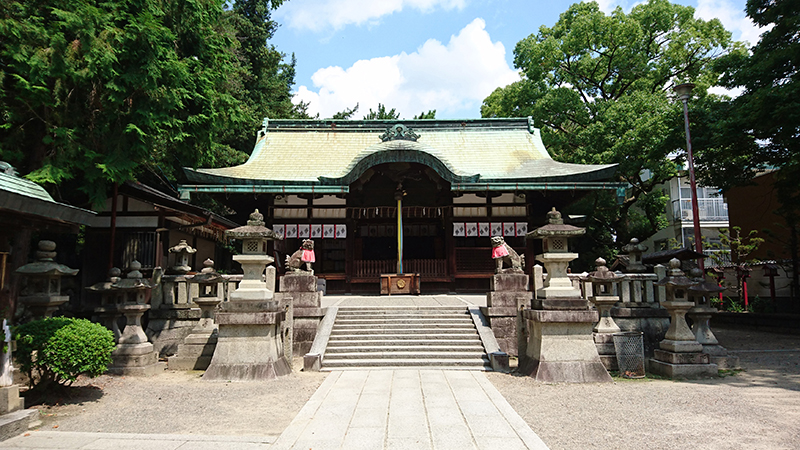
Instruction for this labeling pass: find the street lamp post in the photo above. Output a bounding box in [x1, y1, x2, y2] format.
[674, 82, 704, 271]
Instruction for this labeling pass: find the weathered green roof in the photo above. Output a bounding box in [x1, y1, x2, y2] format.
[182, 118, 618, 191]
[0, 164, 95, 225]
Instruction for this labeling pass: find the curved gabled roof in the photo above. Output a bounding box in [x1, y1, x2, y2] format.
[183, 118, 617, 188]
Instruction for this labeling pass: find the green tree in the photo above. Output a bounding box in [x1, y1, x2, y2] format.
[0, 0, 299, 206]
[701, 0, 800, 298]
[481, 0, 744, 254]
[413, 110, 436, 119]
[363, 103, 399, 120]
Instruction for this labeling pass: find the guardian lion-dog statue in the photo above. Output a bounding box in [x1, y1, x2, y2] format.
[491, 236, 524, 273]
[286, 239, 315, 275]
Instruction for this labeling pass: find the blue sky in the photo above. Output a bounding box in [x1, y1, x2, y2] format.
[270, 0, 761, 119]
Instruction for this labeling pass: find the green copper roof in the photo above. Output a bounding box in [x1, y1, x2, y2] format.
[0, 164, 95, 225]
[182, 118, 618, 189]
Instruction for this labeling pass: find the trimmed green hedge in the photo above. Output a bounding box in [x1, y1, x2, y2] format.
[15, 317, 115, 388]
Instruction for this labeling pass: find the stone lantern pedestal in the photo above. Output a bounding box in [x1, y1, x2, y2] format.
[169, 260, 223, 371]
[688, 269, 739, 369]
[582, 258, 622, 370]
[108, 261, 162, 376]
[650, 259, 717, 378]
[519, 208, 611, 383]
[86, 268, 124, 342]
[278, 272, 322, 355]
[15, 241, 78, 318]
[204, 210, 291, 381]
[482, 273, 530, 355]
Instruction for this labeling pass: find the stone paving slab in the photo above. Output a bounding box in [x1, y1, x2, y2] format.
[0, 431, 274, 449]
[271, 369, 549, 450]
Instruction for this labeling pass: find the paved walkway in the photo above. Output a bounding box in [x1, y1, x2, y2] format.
[272, 369, 548, 450]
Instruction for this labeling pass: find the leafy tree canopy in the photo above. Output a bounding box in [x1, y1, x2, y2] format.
[482, 0, 745, 255]
[0, 0, 300, 207]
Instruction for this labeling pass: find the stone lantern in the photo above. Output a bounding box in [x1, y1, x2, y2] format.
[650, 259, 717, 378]
[108, 261, 161, 376]
[582, 257, 623, 371]
[583, 258, 622, 334]
[527, 208, 586, 307]
[204, 209, 290, 381]
[15, 240, 78, 318]
[169, 259, 223, 371]
[519, 208, 611, 383]
[168, 240, 196, 275]
[687, 268, 739, 369]
[86, 267, 124, 342]
[621, 238, 648, 273]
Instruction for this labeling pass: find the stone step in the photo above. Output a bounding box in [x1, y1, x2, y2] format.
[324, 351, 486, 360]
[325, 344, 486, 353]
[334, 317, 474, 325]
[327, 338, 482, 346]
[322, 365, 490, 371]
[336, 311, 470, 317]
[337, 306, 468, 313]
[330, 327, 477, 335]
[332, 322, 475, 329]
[321, 358, 491, 369]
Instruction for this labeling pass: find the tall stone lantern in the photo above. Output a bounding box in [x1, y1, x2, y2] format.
[650, 259, 717, 378]
[168, 259, 223, 371]
[108, 261, 161, 376]
[15, 240, 78, 318]
[687, 268, 739, 369]
[520, 208, 611, 383]
[527, 208, 586, 307]
[204, 209, 290, 381]
[621, 238, 648, 273]
[582, 257, 623, 371]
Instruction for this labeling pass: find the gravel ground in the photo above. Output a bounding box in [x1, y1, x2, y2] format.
[487, 327, 800, 450]
[28, 357, 326, 438]
[21, 328, 800, 449]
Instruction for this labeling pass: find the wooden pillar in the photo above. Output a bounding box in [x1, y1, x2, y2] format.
[345, 216, 354, 294]
[444, 207, 457, 292]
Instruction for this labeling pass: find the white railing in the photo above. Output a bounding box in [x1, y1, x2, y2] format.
[672, 198, 729, 222]
[532, 264, 665, 305]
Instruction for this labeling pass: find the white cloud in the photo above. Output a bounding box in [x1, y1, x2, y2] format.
[695, 0, 763, 46]
[294, 18, 520, 119]
[276, 0, 467, 32]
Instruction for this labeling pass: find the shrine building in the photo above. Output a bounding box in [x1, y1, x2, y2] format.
[178, 118, 622, 293]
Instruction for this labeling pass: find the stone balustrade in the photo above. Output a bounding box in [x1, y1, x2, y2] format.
[533, 264, 663, 306]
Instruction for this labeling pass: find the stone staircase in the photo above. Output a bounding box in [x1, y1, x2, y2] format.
[321, 306, 491, 370]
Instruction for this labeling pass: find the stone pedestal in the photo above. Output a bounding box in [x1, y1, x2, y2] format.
[481, 273, 531, 356]
[519, 309, 612, 383]
[203, 304, 290, 380]
[649, 300, 718, 378]
[108, 304, 161, 376]
[168, 298, 221, 371]
[688, 306, 740, 369]
[279, 273, 324, 355]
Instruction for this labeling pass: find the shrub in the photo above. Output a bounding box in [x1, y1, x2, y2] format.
[15, 317, 115, 389]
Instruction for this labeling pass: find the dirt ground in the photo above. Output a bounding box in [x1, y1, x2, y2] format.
[27, 357, 327, 438]
[21, 328, 800, 449]
[488, 327, 800, 450]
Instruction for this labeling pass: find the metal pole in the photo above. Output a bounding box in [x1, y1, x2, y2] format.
[675, 83, 704, 272]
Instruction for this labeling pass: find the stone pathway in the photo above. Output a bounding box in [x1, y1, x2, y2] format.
[272, 369, 548, 450]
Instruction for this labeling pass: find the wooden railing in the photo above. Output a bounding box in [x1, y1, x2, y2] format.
[354, 259, 447, 277]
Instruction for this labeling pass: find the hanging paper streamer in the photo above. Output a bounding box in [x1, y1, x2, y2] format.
[453, 223, 465, 237]
[273, 224, 285, 239]
[479, 222, 490, 237]
[298, 224, 310, 238]
[491, 222, 503, 236]
[310, 224, 322, 238]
